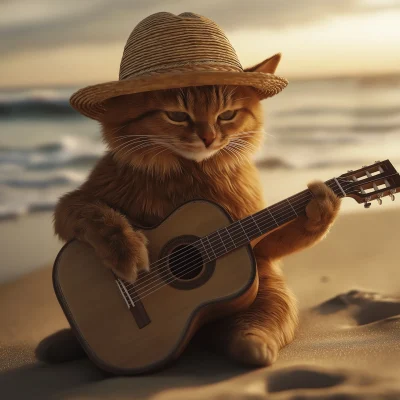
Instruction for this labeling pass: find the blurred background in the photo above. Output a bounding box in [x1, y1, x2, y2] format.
[1, 0, 400, 281]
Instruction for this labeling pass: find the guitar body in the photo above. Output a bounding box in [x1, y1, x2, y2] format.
[53, 199, 258, 375]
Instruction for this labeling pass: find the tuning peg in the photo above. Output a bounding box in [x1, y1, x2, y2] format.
[377, 197, 382, 205]
[364, 202, 372, 208]
[347, 169, 353, 173]
[375, 160, 381, 163]
[390, 189, 396, 201]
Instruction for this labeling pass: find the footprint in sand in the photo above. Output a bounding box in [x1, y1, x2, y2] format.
[267, 365, 400, 399]
[267, 366, 346, 393]
[314, 289, 400, 325]
[264, 291, 400, 399]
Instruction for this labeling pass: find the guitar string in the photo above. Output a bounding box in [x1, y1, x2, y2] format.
[140, 171, 400, 296]
[123, 178, 356, 296]
[120, 188, 311, 288]
[129, 197, 312, 302]
[126, 172, 394, 302]
[122, 180, 336, 293]
[122, 179, 350, 298]
[130, 182, 349, 303]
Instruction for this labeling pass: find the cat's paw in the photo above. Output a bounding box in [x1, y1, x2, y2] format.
[228, 330, 278, 367]
[305, 181, 341, 233]
[85, 221, 149, 282]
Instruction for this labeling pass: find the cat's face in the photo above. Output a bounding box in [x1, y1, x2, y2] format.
[101, 85, 264, 171]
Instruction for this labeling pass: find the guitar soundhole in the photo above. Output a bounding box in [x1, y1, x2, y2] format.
[169, 245, 203, 280]
[159, 235, 215, 290]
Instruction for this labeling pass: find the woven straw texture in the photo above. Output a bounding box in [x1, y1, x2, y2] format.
[70, 12, 289, 120]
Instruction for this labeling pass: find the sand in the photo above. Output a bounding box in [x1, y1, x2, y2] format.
[1, 169, 400, 399]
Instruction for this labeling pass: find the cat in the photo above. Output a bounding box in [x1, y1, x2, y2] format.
[36, 54, 340, 367]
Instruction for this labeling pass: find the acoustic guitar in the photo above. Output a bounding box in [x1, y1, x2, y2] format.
[53, 160, 399, 375]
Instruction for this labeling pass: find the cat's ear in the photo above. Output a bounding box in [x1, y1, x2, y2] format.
[244, 53, 282, 74]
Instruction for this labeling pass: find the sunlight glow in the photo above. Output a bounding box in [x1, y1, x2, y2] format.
[1, 8, 399, 87]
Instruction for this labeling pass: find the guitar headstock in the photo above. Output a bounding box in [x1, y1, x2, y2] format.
[336, 160, 400, 208]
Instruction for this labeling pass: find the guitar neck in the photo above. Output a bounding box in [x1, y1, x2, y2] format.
[197, 178, 345, 262]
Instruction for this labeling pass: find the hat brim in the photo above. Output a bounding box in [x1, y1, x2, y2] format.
[70, 71, 288, 120]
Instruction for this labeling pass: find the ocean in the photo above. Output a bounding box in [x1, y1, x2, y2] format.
[1, 76, 400, 220]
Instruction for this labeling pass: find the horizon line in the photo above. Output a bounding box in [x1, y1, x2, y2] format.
[0, 71, 399, 91]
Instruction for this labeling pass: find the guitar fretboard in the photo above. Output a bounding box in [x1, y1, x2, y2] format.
[195, 178, 343, 262]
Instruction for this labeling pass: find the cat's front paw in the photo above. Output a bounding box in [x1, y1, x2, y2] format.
[85, 222, 150, 283]
[305, 181, 341, 233]
[228, 330, 278, 367]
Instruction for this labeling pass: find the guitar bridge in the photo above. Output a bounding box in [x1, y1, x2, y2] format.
[115, 278, 151, 329]
[115, 278, 135, 308]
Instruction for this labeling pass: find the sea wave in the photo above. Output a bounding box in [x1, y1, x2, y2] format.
[0, 170, 87, 189]
[0, 135, 105, 170]
[1, 80, 400, 220]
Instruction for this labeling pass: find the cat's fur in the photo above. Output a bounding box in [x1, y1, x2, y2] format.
[36, 54, 340, 367]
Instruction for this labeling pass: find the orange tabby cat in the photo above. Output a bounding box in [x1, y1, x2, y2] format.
[37, 55, 340, 367]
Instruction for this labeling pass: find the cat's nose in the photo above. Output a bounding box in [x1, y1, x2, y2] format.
[197, 132, 216, 148]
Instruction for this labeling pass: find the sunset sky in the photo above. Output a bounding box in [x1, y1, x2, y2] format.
[1, 0, 400, 88]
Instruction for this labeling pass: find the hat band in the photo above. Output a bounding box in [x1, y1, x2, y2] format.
[120, 60, 243, 80]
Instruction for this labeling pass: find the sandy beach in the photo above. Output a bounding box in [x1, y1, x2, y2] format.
[1, 168, 400, 399]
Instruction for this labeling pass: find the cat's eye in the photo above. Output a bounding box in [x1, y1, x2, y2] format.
[218, 110, 237, 121]
[165, 111, 189, 123]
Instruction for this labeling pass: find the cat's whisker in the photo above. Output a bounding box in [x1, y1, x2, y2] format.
[226, 86, 238, 99]
[231, 136, 259, 145]
[140, 144, 167, 160]
[149, 147, 169, 164]
[105, 124, 129, 135]
[224, 146, 243, 165]
[112, 136, 149, 145]
[112, 138, 149, 153]
[227, 143, 252, 158]
[115, 145, 146, 160]
[150, 138, 184, 148]
[231, 130, 276, 138]
[229, 144, 256, 155]
[116, 140, 154, 159]
[231, 138, 260, 151]
[112, 134, 172, 143]
[230, 130, 268, 138]
[230, 136, 261, 148]
[225, 141, 247, 161]
[120, 143, 156, 160]
[227, 140, 252, 152]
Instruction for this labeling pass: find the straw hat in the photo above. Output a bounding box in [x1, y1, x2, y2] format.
[70, 12, 288, 120]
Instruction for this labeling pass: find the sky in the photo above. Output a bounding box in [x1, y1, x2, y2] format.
[1, 0, 400, 88]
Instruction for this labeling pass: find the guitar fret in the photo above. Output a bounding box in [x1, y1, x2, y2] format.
[199, 177, 348, 262]
[267, 208, 279, 227]
[238, 220, 250, 241]
[216, 227, 235, 252]
[228, 221, 248, 247]
[206, 236, 217, 259]
[286, 199, 298, 216]
[217, 230, 228, 252]
[251, 215, 263, 235]
[208, 232, 221, 258]
[198, 239, 211, 262]
[225, 227, 236, 248]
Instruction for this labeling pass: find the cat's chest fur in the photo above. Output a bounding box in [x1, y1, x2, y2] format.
[88, 154, 265, 228]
